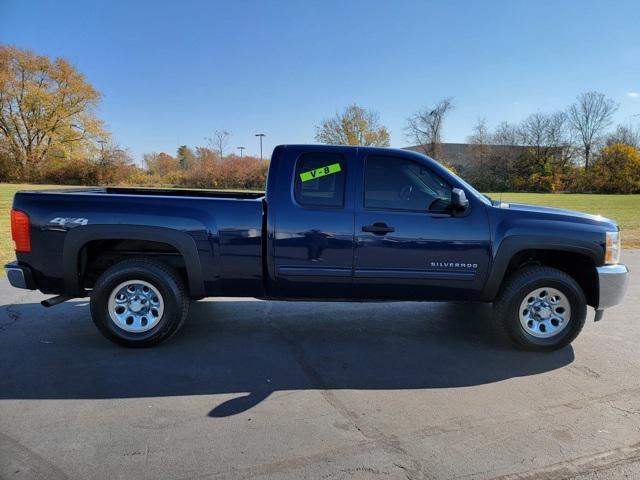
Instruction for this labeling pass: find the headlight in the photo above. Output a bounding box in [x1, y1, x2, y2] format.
[605, 231, 621, 264]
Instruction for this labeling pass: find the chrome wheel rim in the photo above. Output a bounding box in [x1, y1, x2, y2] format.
[107, 280, 164, 333]
[519, 287, 571, 338]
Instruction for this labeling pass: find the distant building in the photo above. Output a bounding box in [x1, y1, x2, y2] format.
[403, 143, 532, 175]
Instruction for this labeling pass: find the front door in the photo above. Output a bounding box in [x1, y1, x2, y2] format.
[353, 153, 491, 300]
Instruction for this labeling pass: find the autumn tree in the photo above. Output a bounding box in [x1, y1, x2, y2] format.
[405, 97, 454, 159]
[97, 145, 138, 184]
[176, 145, 195, 170]
[315, 104, 390, 146]
[0, 45, 107, 180]
[567, 91, 618, 169]
[0, 136, 14, 180]
[144, 152, 179, 177]
[185, 147, 218, 188]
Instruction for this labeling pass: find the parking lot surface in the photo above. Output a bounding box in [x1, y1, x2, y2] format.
[1, 251, 639, 479]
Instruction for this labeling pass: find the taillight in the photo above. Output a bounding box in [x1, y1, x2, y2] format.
[11, 209, 31, 253]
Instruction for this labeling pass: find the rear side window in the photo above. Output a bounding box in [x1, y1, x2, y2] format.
[294, 153, 346, 207]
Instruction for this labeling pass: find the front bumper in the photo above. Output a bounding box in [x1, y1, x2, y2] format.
[5, 262, 36, 290]
[596, 264, 629, 310]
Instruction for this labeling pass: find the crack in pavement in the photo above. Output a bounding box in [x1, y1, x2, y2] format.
[0, 290, 33, 332]
[607, 402, 640, 417]
[1, 304, 24, 332]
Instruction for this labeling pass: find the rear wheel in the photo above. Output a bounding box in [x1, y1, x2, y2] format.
[90, 258, 189, 347]
[494, 266, 586, 351]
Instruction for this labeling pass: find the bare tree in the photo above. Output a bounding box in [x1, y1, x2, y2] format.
[405, 97, 455, 159]
[206, 130, 232, 161]
[314, 104, 390, 146]
[566, 92, 618, 168]
[490, 121, 521, 188]
[518, 112, 570, 164]
[605, 123, 640, 149]
[547, 112, 576, 168]
[492, 121, 520, 146]
[517, 112, 573, 169]
[468, 117, 491, 179]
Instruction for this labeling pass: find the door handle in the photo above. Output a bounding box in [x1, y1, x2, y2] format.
[362, 222, 395, 234]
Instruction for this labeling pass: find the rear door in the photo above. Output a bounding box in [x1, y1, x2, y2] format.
[271, 147, 356, 298]
[353, 152, 491, 300]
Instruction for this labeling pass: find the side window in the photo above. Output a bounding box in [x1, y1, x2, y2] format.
[294, 153, 346, 207]
[364, 155, 451, 213]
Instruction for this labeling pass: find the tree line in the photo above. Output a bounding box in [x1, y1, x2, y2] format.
[455, 94, 639, 193]
[315, 98, 640, 193]
[1, 46, 639, 193]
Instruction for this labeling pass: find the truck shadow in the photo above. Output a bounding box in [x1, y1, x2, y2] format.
[0, 299, 574, 417]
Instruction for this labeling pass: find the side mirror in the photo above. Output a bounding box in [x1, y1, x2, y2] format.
[451, 188, 469, 212]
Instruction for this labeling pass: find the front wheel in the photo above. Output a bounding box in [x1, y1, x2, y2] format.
[494, 266, 587, 351]
[90, 258, 189, 347]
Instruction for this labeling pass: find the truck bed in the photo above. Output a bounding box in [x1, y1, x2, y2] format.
[12, 187, 266, 298]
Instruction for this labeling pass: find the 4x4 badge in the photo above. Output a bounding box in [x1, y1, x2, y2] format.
[49, 217, 89, 226]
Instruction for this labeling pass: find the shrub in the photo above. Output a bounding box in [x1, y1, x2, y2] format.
[588, 143, 640, 193]
[40, 157, 98, 185]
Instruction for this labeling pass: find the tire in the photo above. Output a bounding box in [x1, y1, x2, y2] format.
[494, 266, 586, 351]
[90, 258, 189, 347]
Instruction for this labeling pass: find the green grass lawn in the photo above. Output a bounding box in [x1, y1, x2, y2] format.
[2, 184, 638, 273]
[1, 183, 77, 269]
[486, 192, 640, 247]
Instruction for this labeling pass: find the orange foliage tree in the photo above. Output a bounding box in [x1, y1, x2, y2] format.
[0, 46, 107, 181]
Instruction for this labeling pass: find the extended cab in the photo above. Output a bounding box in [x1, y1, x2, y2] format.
[6, 145, 629, 350]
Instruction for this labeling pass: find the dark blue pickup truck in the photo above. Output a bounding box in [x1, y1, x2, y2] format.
[6, 145, 629, 350]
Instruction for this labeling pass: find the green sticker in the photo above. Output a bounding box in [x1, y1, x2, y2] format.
[299, 163, 342, 182]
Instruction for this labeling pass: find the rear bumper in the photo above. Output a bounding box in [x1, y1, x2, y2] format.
[596, 264, 629, 310]
[5, 262, 36, 290]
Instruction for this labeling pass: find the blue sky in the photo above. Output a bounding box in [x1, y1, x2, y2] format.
[1, 0, 639, 163]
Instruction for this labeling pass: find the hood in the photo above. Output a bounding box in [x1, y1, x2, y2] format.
[495, 201, 618, 230]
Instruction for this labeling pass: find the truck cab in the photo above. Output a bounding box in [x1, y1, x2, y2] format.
[6, 144, 629, 350]
[265, 145, 491, 301]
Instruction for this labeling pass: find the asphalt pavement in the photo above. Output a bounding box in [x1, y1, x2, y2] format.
[1, 251, 639, 479]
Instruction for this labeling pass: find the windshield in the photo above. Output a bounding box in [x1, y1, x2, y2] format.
[447, 170, 492, 206]
[405, 162, 451, 199]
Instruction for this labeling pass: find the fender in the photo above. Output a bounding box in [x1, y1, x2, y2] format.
[62, 225, 206, 297]
[481, 235, 602, 301]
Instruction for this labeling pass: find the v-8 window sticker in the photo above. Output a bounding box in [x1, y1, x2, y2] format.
[299, 163, 342, 182]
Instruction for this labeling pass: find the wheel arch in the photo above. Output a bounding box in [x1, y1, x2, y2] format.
[63, 225, 206, 298]
[483, 236, 601, 307]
